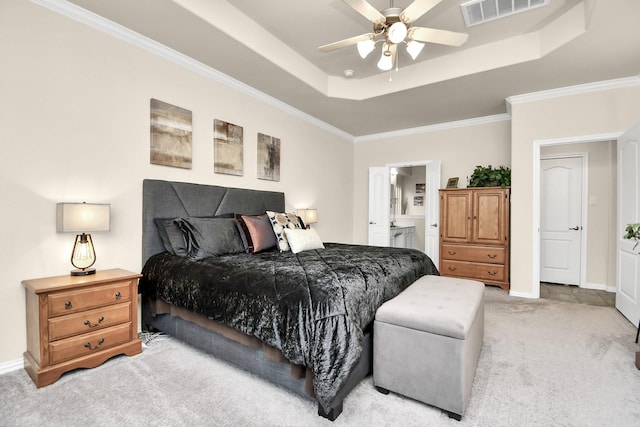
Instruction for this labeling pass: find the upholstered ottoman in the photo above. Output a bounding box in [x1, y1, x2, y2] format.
[373, 275, 485, 421]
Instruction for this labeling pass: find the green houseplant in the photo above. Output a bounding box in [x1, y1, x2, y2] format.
[468, 165, 511, 188]
[624, 223, 640, 251]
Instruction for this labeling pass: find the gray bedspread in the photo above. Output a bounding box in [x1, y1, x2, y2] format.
[140, 242, 438, 412]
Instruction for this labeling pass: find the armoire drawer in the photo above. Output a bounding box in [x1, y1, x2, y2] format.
[441, 260, 506, 283]
[441, 244, 506, 264]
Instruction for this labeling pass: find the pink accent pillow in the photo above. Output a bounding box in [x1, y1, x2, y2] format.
[235, 214, 277, 253]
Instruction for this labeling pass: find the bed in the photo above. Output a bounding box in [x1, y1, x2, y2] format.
[139, 179, 439, 420]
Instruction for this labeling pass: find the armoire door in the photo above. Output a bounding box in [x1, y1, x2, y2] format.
[440, 190, 472, 243]
[472, 189, 508, 245]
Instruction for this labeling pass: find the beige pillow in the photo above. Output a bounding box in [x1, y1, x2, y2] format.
[283, 228, 325, 254]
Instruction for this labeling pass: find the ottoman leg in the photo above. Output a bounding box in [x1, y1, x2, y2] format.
[447, 411, 462, 421]
[375, 386, 390, 395]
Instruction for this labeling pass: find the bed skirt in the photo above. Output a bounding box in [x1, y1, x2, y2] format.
[142, 298, 373, 419]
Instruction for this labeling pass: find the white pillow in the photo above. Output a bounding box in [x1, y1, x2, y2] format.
[283, 228, 325, 254]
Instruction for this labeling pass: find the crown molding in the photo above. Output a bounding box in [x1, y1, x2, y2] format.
[354, 114, 511, 143]
[31, 0, 354, 142]
[506, 76, 640, 112]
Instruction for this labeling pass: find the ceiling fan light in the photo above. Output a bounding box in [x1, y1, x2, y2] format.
[377, 50, 393, 71]
[357, 39, 375, 59]
[406, 40, 425, 60]
[388, 22, 407, 44]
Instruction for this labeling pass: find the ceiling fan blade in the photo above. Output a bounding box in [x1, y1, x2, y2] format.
[342, 0, 386, 25]
[318, 33, 374, 52]
[408, 27, 469, 47]
[400, 0, 442, 24]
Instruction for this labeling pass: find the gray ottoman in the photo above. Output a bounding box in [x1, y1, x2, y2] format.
[373, 275, 484, 421]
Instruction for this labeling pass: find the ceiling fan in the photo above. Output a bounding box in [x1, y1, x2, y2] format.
[319, 0, 469, 72]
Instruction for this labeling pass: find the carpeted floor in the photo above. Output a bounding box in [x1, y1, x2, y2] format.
[2, 287, 640, 426]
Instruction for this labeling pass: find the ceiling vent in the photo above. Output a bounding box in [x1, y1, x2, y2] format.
[461, 0, 550, 27]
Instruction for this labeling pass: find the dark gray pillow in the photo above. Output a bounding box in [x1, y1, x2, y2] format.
[174, 217, 245, 260]
[154, 218, 188, 256]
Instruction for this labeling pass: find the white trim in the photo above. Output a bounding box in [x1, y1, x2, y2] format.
[0, 358, 23, 375]
[582, 282, 614, 292]
[355, 114, 511, 143]
[533, 132, 623, 300]
[509, 290, 537, 299]
[31, 0, 354, 142]
[507, 76, 640, 108]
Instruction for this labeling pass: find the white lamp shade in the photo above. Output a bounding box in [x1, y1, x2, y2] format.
[377, 51, 393, 71]
[357, 39, 375, 59]
[406, 40, 425, 60]
[388, 22, 407, 44]
[57, 203, 110, 233]
[296, 208, 318, 226]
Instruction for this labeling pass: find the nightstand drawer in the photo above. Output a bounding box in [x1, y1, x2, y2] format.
[441, 260, 506, 283]
[441, 244, 505, 264]
[49, 322, 132, 365]
[48, 281, 131, 316]
[48, 302, 132, 341]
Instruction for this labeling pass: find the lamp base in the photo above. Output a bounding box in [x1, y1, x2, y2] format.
[70, 268, 96, 276]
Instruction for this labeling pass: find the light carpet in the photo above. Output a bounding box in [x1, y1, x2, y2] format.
[2, 287, 640, 426]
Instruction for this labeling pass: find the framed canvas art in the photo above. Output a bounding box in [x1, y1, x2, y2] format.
[214, 119, 243, 176]
[257, 133, 280, 181]
[150, 98, 192, 169]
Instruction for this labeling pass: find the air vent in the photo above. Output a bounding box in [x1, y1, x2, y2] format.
[461, 0, 549, 27]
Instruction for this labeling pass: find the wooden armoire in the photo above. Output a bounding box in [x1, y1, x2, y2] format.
[439, 187, 510, 290]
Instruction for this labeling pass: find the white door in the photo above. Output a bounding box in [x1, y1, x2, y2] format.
[616, 123, 640, 325]
[368, 167, 390, 247]
[425, 161, 441, 265]
[540, 157, 583, 285]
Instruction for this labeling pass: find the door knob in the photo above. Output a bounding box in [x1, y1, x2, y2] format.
[369, 221, 375, 224]
[569, 226, 580, 230]
[431, 223, 438, 227]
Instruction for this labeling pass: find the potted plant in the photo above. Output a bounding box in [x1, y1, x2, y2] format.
[468, 165, 511, 188]
[624, 223, 640, 251]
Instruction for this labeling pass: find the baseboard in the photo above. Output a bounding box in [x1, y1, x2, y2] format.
[581, 282, 615, 292]
[0, 358, 23, 375]
[509, 290, 537, 299]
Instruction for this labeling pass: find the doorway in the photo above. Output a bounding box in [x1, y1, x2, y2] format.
[533, 135, 619, 300]
[368, 160, 441, 264]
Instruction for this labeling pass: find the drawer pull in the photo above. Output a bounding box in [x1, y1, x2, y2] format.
[487, 254, 497, 259]
[83, 316, 105, 328]
[448, 266, 457, 271]
[488, 271, 498, 276]
[448, 251, 457, 255]
[115, 291, 121, 300]
[84, 338, 105, 351]
[64, 301, 72, 310]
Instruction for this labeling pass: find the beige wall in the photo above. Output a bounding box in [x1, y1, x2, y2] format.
[510, 85, 640, 297]
[0, 1, 353, 364]
[352, 120, 512, 245]
[541, 141, 617, 289]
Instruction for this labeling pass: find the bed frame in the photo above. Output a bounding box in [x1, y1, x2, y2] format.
[141, 179, 372, 420]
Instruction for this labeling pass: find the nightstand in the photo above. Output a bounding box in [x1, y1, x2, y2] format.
[22, 268, 142, 387]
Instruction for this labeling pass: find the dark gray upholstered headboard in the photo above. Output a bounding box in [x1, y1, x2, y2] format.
[142, 179, 285, 265]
